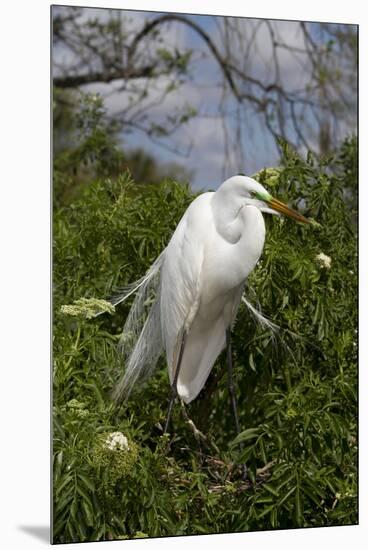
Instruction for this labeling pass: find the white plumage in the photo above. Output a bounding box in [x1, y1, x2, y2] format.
[110, 175, 309, 405]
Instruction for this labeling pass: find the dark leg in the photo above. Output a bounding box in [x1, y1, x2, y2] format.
[226, 328, 241, 436]
[164, 331, 187, 434]
[226, 328, 247, 479]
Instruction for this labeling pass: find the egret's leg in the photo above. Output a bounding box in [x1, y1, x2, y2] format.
[164, 331, 187, 434]
[226, 328, 247, 479]
[226, 328, 241, 435]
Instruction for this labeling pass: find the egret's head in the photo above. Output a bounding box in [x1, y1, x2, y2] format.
[221, 175, 310, 224]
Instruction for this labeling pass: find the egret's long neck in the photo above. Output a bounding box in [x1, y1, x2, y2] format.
[211, 189, 245, 243]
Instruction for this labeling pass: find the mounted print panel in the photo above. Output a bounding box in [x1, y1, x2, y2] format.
[52, 4, 358, 544]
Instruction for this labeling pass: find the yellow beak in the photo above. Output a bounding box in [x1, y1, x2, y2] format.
[269, 197, 310, 224]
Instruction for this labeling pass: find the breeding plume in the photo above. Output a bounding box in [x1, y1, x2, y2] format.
[110, 175, 309, 434]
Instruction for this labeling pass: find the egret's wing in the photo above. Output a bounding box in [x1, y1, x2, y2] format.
[160, 194, 213, 381]
[160, 192, 239, 403]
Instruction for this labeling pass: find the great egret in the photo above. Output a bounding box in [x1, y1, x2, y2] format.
[109, 175, 309, 437]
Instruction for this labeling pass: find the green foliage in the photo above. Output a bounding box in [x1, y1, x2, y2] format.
[53, 91, 125, 206]
[53, 138, 357, 543]
[53, 90, 193, 207]
[91, 433, 139, 497]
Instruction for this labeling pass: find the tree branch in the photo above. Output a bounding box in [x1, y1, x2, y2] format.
[128, 14, 242, 101]
[54, 65, 158, 88]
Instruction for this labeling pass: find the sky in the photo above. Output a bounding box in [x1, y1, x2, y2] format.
[52, 6, 357, 190]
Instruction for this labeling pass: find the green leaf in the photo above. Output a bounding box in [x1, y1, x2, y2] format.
[78, 473, 95, 492]
[81, 499, 94, 527]
[278, 485, 296, 508]
[295, 486, 303, 525]
[230, 427, 260, 446]
[264, 483, 279, 497]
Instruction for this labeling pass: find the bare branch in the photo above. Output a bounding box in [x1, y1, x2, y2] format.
[54, 65, 158, 88]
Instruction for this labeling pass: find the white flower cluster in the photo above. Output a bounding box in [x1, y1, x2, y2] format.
[104, 431, 130, 452]
[315, 252, 332, 269]
[60, 297, 115, 319]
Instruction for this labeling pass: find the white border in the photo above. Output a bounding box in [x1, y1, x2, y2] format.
[1, 1, 365, 549]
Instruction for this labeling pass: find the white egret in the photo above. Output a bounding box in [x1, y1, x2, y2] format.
[109, 175, 309, 437]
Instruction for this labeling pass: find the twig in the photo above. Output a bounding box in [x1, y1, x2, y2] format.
[256, 459, 277, 476]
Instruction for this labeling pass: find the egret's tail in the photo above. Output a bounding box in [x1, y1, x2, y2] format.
[241, 290, 318, 365]
[241, 295, 279, 334]
[110, 251, 165, 402]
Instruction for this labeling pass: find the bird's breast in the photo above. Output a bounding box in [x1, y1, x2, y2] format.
[201, 205, 265, 306]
